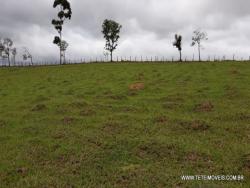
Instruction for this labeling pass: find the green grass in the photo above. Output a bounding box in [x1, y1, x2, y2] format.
[0, 62, 249, 187]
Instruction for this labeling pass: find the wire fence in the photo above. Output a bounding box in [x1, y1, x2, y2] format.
[0, 55, 250, 67]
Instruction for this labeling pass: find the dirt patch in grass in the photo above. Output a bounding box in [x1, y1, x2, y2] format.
[102, 120, 124, 134]
[32, 104, 47, 111]
[129, 82, 145, 91]
[194, 101, 214, 112]
[136, 142, 181, 160]
[242, 154, 250, 172]
[0, 120, 7, 127]
[87, 138, 102, 148]
[154, 116, 168, 124]
[179, 120, 210, 131]
[184, 151, 212, 164]
[62, 117, 75, 125]
[16, 167, 28, 177]
[116, 166, 146, 187]
[230, 69, 239, 75]
[52, 132, 66, 140]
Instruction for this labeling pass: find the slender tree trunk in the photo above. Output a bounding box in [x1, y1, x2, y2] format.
[13, 56, 15, 66]
[8, 54, 10, 67]
[63, 51, 66, 64]
[110, 51, 113, 62]
[198, 43, 201, 62]
[59, 32, 62, 65]
[179, 50, 182, 62]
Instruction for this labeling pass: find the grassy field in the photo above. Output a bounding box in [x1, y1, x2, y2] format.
[0, 62, 249, 187]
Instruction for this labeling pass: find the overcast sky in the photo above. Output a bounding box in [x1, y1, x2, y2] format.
[1, 0, 250, 62]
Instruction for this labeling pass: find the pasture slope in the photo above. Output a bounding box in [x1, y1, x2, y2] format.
[0, 62, 249, 187]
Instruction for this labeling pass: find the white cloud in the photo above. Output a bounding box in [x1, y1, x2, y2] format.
[1, 0, 250, 62]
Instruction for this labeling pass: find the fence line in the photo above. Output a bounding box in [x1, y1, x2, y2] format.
[0, 55, 249, 67]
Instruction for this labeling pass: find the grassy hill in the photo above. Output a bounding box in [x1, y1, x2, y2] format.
[0, 62, 249, 187]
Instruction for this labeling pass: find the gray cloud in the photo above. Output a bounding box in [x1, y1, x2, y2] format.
[1, 0, 250, 62]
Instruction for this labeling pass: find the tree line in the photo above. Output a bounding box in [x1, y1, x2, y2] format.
[1, 0, 210, 66]
[51, 0, 208, 63]
[0, 38, 33, 66]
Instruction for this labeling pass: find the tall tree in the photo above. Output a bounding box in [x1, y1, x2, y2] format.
[191, 29, 208, 61]
[3, 38, 13, 66]
[52, 0, 72, 65]
[173, 34, 182, 62]
[102, 19, 122, 62]
[23, 47, 33, 65]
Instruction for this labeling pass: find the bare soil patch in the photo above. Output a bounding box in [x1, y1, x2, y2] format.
[103, 120, 123, 134]
[194, 101, 214, 112]
[230, 69, 239, 75]
[62, 117, 74, 125]
[154, 116, 168, 124]
[16, 167, 28, 177]
[0, 120, 6, 128]
[129, 82, 145, 91]
[242, 154, 250, 172]
[184, 151, 212, 163]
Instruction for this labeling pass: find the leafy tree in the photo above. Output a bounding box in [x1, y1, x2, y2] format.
[191, 29, 208, 61]
[52, 0, 72, 65]
[173, 34, 182, 62]
[23, 47, 33, 65]
[102, 19, 122, 62]
[3, 38, 14, 66]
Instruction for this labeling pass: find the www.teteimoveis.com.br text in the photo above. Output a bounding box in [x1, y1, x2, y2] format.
[181, 175, 244, 181]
